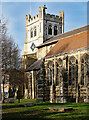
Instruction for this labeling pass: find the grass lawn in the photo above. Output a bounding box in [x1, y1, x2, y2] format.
[1, 99, 89, 120]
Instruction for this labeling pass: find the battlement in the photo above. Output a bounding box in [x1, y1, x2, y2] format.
[25, 14, 39, 24]
[25, 5, 64, 25]
[45, 13, 61, 22]
[46, 13, 59, 18]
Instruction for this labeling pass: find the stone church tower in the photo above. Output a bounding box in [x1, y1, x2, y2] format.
[22, 5, 64, 70]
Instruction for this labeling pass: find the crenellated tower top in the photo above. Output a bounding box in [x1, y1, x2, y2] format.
[24, 5, 64, 56]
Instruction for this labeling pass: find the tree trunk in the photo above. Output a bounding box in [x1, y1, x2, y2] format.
[18, 99, 20, 103]
[2, 75, 5, 103]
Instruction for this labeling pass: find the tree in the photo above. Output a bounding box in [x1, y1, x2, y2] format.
[0, 17, 22, 102]
[0, 19, 2, 102]
[0, 17, 8, 102]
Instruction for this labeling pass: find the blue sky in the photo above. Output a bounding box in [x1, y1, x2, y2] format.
[2, 2, 87, 55]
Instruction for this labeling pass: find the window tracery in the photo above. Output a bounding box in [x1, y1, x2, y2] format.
[56, 59, 63, 86]
[47, 61, 54, 86]
[69, 56, 78, 86]
[34, 26, 37, 37]
[31, 28, 33, 38]
[81, 54, 89, 86]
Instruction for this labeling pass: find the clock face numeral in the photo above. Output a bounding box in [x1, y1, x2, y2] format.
[31, 43, 35, 51]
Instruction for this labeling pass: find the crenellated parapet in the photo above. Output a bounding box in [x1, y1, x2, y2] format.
[24, 5, 64, 56]
[25, 14, 39, 25]
[45, 14, 60, 22]
[25, 6, 64, 27]
[25, 5, 47, 25]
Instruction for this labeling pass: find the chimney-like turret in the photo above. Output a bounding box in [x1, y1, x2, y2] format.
[39, 5, 47, 19]
[59, 11, 64, 34]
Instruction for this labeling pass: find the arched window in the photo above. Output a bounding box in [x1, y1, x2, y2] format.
[48, 25, 52, 35]
[56, 59, 63, 86]
[69, 56, 78, 86]
[34, 26, 36, 37]
[81, 54, 89, 86]
[54, 26, 57, 35]
[47, 61, 54, 86]
[31, 28, 33, 38]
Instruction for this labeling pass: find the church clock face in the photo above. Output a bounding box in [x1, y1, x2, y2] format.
[30, 42, 36, 51]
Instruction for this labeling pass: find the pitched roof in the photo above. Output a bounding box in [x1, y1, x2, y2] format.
[46, 30, 89, 57]
[37, 25, 89, 48]
[25, 59, 42, 72]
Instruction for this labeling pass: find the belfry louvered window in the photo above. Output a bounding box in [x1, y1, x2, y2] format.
[48, 25, 52, 35]
[54, 26, 57, 35]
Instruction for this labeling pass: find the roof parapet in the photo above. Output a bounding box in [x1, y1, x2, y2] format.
[46, 13, 59, 19]
[25, 14, 39, 24]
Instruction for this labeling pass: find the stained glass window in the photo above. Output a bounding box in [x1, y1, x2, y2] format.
[47, 61, 54, 86]
[81, 54, 89, 86]
[56, 59, 63, 86]
[69, 56, 78, 86]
